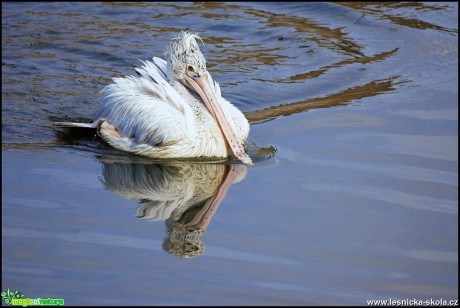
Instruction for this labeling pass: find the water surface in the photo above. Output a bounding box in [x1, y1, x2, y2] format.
[2, 2, 458, 305]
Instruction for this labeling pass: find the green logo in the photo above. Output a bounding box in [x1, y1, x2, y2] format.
[1, 289, 24, 305]
[1, 289, 64, 306]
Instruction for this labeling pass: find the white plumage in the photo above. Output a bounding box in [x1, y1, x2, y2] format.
[56, 31, 252, 164]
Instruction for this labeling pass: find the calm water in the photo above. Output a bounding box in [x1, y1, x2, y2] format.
[2, 2, 458, 305]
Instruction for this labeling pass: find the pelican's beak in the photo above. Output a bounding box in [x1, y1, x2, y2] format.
[183, 73, 253, 165]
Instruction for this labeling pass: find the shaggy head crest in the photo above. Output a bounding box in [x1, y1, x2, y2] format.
[165, 31, 206, 80]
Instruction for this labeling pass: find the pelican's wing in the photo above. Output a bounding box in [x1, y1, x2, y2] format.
[151, 57, 168, 79]
[94, 59, 196, 147]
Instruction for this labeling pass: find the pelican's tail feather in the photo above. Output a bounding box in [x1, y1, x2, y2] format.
[54, 118, 106, 128]
[54, 122, 96, 128]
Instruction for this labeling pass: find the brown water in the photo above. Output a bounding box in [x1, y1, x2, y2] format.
[2, 2, 458, 305]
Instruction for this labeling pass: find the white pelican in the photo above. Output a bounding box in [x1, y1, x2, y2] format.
[56, 31, 252, 164]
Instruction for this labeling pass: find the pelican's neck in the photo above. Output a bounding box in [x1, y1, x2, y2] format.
[170, 78, 203, 109]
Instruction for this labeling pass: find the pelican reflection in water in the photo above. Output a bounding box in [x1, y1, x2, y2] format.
[56, 31, 252, 164]
[100, 158, 246, 258]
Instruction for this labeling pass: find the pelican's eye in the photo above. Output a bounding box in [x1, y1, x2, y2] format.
[186, 64, 200, 79]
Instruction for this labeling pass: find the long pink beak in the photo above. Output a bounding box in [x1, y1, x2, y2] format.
[184, 73, 253, 165]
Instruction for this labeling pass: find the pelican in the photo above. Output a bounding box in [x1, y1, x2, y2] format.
[56, 31, 252, 164]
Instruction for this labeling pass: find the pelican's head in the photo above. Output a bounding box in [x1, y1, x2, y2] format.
[165, 31, 206, 81]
